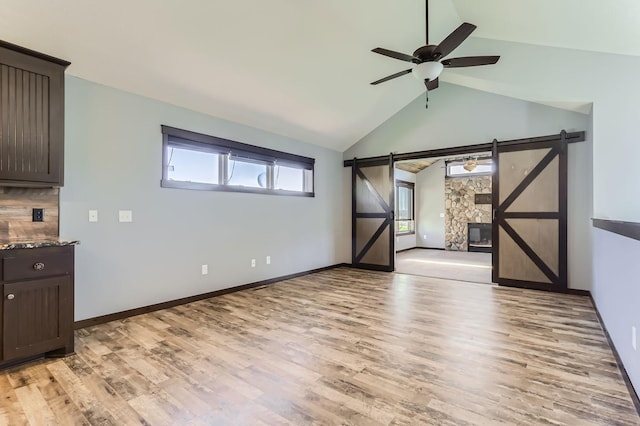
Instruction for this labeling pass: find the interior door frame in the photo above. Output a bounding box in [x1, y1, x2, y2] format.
[344, 130, 585, 279]
[491, 133, 568, 292]
[351, 155, 395, 272]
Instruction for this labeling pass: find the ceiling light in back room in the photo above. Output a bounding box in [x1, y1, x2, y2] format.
[463, 158, 477, 171]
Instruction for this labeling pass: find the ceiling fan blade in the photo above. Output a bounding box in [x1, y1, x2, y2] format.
[370, 69, 413, 85]
[372, 48, 419, 63]
[434, 22, 477, 59]
[442, 56, 500, 68]
[425, 78, 439, 91]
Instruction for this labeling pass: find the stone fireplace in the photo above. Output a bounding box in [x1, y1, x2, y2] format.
[445, 176, 491, 251]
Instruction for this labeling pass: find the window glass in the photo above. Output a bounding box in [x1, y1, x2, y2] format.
[395, 181, 415, 234]
[396, 220, 414, 233]
[274, 165, 304, 192]
[397, 186, 412, 220]
[447, 163, 492, 177]
[167, 147, 219, 184]
[227, 159, 268, 188]
[161, 126, 315, 196]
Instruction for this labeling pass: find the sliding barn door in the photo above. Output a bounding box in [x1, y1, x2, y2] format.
[492, 135, 568, 292]
[352, 156, 395, 272]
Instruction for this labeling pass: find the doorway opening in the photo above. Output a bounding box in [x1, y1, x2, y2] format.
[347, 130, 580, 293]
[393, 152, 493, 284]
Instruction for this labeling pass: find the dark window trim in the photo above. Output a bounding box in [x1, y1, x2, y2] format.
[162, 180, 314, 197]
[161, 126, 315, 197]
[395, 179, 415, 236]
[162, 125, 314, 168]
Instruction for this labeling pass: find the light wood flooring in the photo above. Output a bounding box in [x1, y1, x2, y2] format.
[0, 267, 638, 425]
[395, 249, 492, 284]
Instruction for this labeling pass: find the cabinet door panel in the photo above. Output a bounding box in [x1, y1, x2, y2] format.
[0, 46, 65, 185]
[3, 276, 72, 360]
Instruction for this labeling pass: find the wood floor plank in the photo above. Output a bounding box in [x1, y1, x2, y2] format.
[13, 384, 57, 425]
[0, 267, 638, 425]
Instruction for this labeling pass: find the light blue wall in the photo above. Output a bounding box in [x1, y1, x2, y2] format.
[344, 83, 589, 160]
[394, 168, 417, 251]
[61, 77, 347, 321]
[416, 160, 446, 249]
[592, 229, 640, 396]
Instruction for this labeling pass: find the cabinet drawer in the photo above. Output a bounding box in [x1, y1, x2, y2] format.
[2, 249, 73, 281]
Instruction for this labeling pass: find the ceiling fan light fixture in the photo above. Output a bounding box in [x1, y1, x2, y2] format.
[412, 61, 443, 82]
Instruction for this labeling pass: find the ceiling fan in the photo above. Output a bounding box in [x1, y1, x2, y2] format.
[370, 0, 500, 108]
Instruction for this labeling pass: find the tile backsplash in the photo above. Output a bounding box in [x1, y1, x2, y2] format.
[0, 187, 59, 242]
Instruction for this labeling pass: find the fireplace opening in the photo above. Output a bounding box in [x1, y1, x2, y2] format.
[468, 223, 492, 253]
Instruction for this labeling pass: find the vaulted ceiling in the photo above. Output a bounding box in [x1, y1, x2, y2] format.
[0, 0, 632, 151]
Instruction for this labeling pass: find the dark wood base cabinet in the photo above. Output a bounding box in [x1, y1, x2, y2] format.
[0, 246, 74, 369]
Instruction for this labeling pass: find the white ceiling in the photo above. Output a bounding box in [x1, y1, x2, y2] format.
[0, 0, 634, 151]
[451, 0, 640, 57]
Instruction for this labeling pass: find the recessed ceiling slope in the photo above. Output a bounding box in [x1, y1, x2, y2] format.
[452, 0, 640, 57]
[440, 37, 600, 114]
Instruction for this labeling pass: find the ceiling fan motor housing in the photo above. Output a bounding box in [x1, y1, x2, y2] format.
[413, 45, 440, 62]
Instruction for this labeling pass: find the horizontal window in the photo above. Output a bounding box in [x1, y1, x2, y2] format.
[161, 126, 315, 197]
[446, 157, 493, 177]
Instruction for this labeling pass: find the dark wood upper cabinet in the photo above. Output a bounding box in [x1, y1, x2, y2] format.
[0, 41, 70, 186]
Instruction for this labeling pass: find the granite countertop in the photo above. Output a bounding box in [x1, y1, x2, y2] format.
[0, 239, 80, 250]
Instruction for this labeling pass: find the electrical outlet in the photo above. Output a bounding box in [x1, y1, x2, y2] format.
[89, 210, 98, 222]
[633, 326, 637, 351]
[251, 259, 256, 268]
[201, 265, 208, 275]
[32, 208, 44, 222]
[119, 210, 133, 222]
[266, 256, 271, 265]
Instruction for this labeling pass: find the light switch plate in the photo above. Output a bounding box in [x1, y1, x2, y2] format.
[89, 210, 98, 222]
[119, 210, 133, 222]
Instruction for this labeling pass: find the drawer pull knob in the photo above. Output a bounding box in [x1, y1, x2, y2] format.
[33, 262, 45, 271]
[7, 294, 15, 300]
